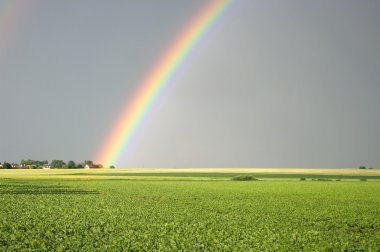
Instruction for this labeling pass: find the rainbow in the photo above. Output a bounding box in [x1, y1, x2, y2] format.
[0, 0, 26, 61]
[96, 0, 232, 167]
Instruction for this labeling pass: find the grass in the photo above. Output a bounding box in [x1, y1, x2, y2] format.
[0, 169, 379, 250]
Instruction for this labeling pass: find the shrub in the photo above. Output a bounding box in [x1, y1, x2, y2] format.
[300, 178, 306, 181]
[318, 178, 332, 181]
[232, 175, 257, 181]
[360, 178, 367, 182]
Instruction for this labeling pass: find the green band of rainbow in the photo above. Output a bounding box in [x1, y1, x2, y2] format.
[96, 0, 232, 167]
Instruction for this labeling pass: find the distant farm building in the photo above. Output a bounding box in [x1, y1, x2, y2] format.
[84, 163, 103, 169]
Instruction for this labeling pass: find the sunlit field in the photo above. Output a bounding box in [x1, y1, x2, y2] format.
[1, 168, 380, 180]
[1, 169, 379, 250]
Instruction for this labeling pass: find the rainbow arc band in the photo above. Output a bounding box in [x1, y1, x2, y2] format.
[96, 0, 232, 167]
[0, 0, 27, 61]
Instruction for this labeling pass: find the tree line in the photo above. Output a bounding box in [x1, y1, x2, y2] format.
[0, 159, 109, 169]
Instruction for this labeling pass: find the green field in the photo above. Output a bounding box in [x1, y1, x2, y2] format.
[1, 169, 379, 250]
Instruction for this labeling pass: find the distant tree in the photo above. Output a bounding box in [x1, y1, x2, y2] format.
[33, 161, 41, 168]
[66, 160, 76, 169]
[3, 162, 12, 169]
[21, 159, 33, 167]
[110, 165, 115, 169]
[50, 160, 66, 168]
[35, 160, 46, 168]
[84, 160, 93, 165]
[20, 159, 46, 168]
[359, 166, 366, 169]
[76, 163, 84, 168]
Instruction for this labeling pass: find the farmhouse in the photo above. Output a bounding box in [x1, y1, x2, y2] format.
[84, 163, 94, 169]
[84, 163, 103, 169]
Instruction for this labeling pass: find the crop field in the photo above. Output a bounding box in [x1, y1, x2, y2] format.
[0, 169, 379, 251]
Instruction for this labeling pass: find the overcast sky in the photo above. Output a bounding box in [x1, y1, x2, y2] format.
[1, 0, 379, 168]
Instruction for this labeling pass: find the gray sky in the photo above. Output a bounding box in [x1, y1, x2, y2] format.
[1, 0, 380, 168]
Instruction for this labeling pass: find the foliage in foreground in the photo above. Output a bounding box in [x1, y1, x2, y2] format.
[0, 179, 379, 251]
